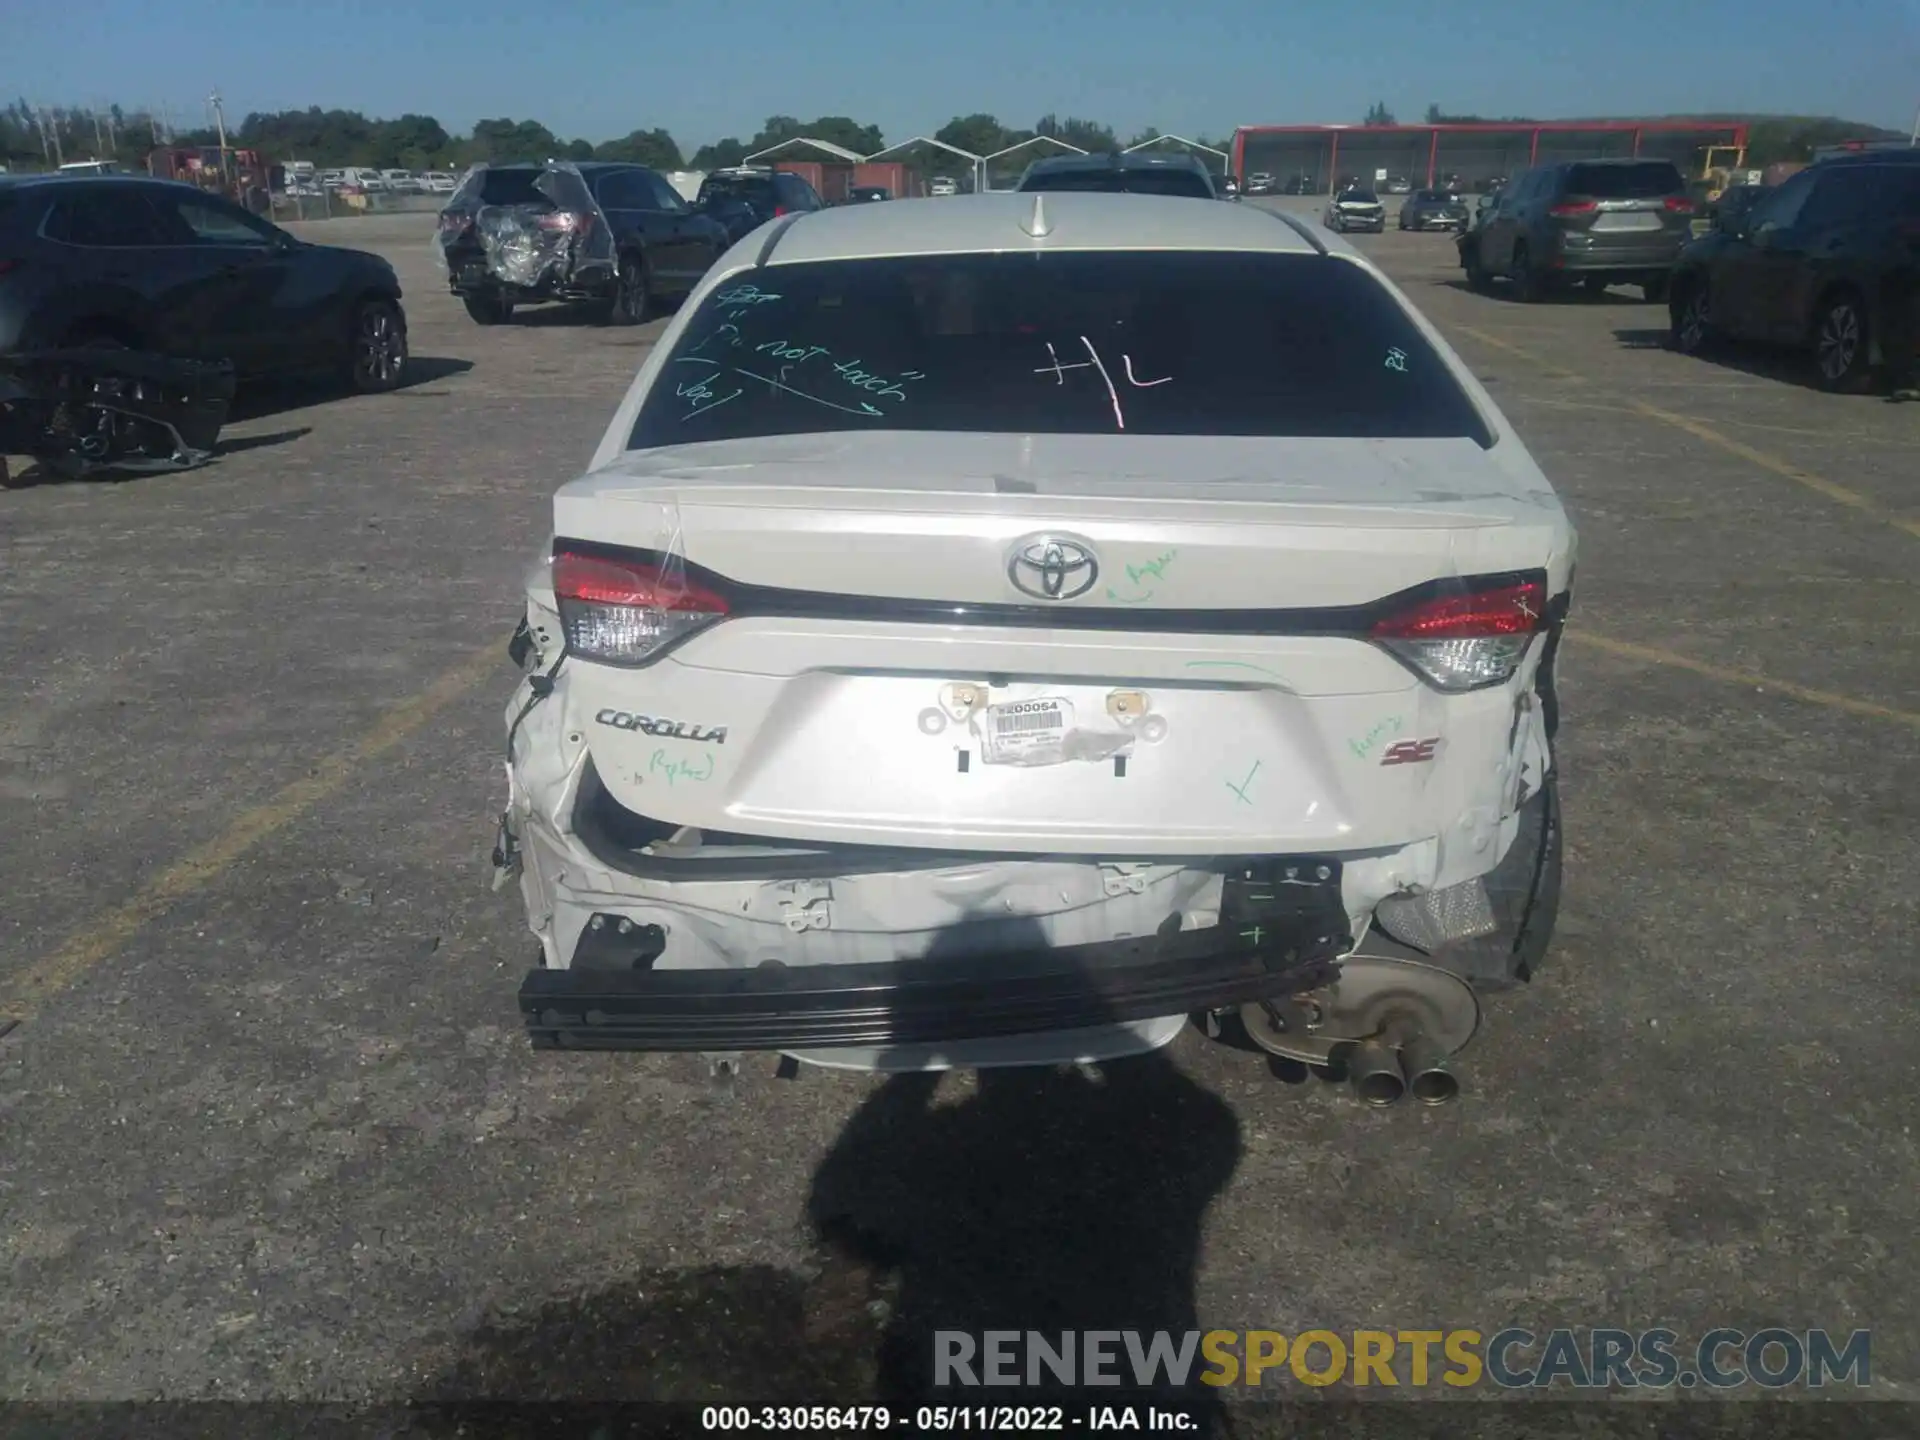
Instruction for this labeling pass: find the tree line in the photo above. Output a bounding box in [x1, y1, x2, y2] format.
[0, 98, 1899, 177]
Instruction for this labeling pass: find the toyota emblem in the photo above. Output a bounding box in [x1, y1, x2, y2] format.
[1007, 534, 1099, 601]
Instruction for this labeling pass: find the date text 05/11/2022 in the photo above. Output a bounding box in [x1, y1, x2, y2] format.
[699, 1404, 1200, 1432]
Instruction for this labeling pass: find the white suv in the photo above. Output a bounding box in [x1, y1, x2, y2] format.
[498, 192, 1576, 1105]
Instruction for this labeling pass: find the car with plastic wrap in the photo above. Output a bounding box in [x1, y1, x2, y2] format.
[495, 191, 1576, 1107]
[435, 160, 731, 326]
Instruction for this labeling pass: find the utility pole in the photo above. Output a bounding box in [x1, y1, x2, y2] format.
[208, 90, 229, 149]
[92, 108, 106, 159]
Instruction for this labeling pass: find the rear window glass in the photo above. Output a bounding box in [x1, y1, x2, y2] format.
[477, 169, 549, 206]
[629, 251, 1492, 448]
[698, 175, 776, 206]
[1565, 162, 1685, 199]
[1022, 169, 1214, 198]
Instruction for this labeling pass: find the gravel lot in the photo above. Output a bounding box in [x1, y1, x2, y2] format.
[1, 204, 1916, 1426]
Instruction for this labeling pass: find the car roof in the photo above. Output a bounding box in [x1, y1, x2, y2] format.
[0, 172, 200, 193]
[1023, 151, 1210, 175]
[760, 190, 1325, 266]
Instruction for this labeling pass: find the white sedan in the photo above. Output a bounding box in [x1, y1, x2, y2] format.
[497, 191, 1577, 1106]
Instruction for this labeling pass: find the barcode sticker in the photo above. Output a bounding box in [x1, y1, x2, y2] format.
[979, 698, 1072, 766]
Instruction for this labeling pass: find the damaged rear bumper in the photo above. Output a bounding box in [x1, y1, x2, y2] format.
[520, 900, 1349, 1053]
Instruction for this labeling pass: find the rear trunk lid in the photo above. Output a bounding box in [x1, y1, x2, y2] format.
[545, 433, 1570, 855]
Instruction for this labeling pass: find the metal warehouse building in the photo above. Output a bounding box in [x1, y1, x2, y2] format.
[1231, 121, 1750, 192]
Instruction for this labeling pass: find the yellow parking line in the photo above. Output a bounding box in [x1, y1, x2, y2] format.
[1452, 324, 1920, 541]
[0, 640, 504, 1022]
[1572, 631, 1920, 730]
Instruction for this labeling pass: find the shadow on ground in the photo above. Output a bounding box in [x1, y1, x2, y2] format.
[1611, 327, 1908, 400]
[227, 357, 475, 421]
[411, 919, 1246, 1436]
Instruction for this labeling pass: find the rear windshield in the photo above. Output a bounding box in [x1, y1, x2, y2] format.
[1565, 162, 1685, 199]
[477, 168, 550, 206]
[698, 175, 776, 207]
[629, 251, 1491, 448]
[1022, 169, 1215, 198]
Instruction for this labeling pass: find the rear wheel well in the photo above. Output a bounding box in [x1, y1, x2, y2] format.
[1810, 280, 1869, 343]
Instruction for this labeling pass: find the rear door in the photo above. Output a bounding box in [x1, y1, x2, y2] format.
[1752, 167, 1878, 342]
[590, 167, 662, 266]
[1479, 169, 1535, 271]
[636, 169, 718, 289]
[1719, 168, 1819, 340]
[35, 184, 209, 354]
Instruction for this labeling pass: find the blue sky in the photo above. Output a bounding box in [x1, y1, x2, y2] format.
[10, 0, 1916, 147]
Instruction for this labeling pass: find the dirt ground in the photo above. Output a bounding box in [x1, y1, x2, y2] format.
[1, 205, 1915, 1426]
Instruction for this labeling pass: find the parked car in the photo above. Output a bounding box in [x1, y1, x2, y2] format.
[1281, 174, 1316, 196]
[380, 169, 424, 194]
[929, 176, 959, 196]
[437, 161, 731, 326]
[1245, 172, 1277, 194]
[694, 166, 827, 243]
[844, 185, 891, 204]
[1669, 155, 1920, 391]
[0, 174, 408, 393]
[1324, 186, 1386, 233]
[1217, 173, 1241, 200]
[1016, 152, 1217, 199]
[498, 192, 1574, 1103]
[423, 171, 459, 194]
[1456, 158, 1695, 302]
[1381, 174, 1412, 195]
[1398, 188, 1470, 232]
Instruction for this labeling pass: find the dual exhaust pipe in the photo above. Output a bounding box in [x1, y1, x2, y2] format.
[1347, 1026, 1459, 1108]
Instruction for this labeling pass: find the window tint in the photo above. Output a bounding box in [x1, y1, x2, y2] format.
[1799, 169, 1878, 228]
[162, 193, 277, 244]
[698, 174, 776, 209]
[594, 170, 648, 209]
[477, 168, 549, 206]
[1748, 169, 1817, 232]
[630, 251, 1492, 449]
[45, 187, 171, 246]
[1563, 162, 1686, 199]
[1337, 189, 1379, 203]
[775, 174, 820, 208]
[641, 172, 687, 210]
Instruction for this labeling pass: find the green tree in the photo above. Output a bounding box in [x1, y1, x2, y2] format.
[934, 113, 1008, 158]
[595, 127, 684, 168]
[1364, 101, 1396, 126]
[690, 137, 749, 169]
[1032, 113, 1116, 153]
[468, 117, 560, 163]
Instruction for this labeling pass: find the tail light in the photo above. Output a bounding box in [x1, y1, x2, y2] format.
[537, 211, 583, 232]
[437, 214, 470, 233]
[1370, 578, 1548, 691]
[1548, 200, 1597, 218]
[1663, 196, 1696, 215]
[553, 548, 730, 665]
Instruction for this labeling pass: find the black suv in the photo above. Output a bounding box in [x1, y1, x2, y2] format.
[1457, 158, 1696, 302]
[695, 167, 826, 243]
[0, 174, 408, 391]
[437, 161, 730, 326]
[1669, 153, 1920, 391]
[1015, 152, 1218, 199]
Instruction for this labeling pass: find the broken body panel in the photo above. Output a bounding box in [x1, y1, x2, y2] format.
[497, 199, 1577, 1072]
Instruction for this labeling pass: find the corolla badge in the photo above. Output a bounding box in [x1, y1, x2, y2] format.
[1007, 534, 1099, 601]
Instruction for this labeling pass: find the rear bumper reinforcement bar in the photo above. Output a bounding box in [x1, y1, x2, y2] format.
[519, 862, 1353, 1052]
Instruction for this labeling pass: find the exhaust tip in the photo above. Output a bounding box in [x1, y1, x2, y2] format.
[1399, 1035, 1460, 1107]
[1347, 1042, 1406, 1108]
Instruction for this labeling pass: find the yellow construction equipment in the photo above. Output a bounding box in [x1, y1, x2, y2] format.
[1698, 145, 1748, 203]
